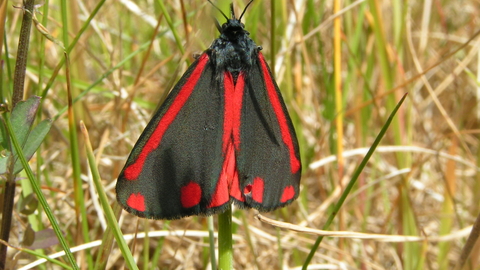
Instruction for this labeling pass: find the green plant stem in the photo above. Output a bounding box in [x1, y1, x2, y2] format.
[12, 0, 34, 106]
[3, 113, 79, 269]
[156, 0, 185, 55]
[64, 53, 93, 268]
[0, 1, 35, 267]
[0, 178, 15, 269]
[208, 216, 217, 270]
[218, 206, 233, 270]
[94, 202, 124, 270]
[41, 0, 106, 99]
[60, 0, 69, 46]
[80, 121, 138, 270]
[302, 94, 408, 269]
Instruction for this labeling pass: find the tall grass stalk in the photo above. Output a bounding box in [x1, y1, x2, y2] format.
[218, 206, 233, 270]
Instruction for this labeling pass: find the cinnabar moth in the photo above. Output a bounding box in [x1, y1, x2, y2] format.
[116, 0, 301, 220]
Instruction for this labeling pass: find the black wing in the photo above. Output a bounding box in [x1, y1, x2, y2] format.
[232, 52, 301, 211]
[116, 54, 232, 219]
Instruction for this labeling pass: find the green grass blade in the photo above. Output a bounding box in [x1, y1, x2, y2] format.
[156, 0, 185, 55]
[0, 240, 72, 270]
[53, 41, 150, 121]
[218, 206, 233, 270]
[208, 216, 217, 270]
[79, 121, 139, 270]
[3, 113, 79, 270]
[302, 93, 408, 269]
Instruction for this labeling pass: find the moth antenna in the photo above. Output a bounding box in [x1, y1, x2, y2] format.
[207, 0, 229, 21]
[213, 17, 222, 33]
[238, 0, 254, 21]
[230, 3, 236, 20]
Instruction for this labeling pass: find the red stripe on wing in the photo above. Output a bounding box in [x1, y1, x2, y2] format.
[258, 53, 300, 174]
[208, 141, 236, 208]
[123, 54, 210, 180]
[208, 72, 239, 208]
[232, 73, 245, 150]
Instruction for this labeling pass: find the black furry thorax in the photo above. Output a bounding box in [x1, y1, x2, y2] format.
[207, 9, 260, 82]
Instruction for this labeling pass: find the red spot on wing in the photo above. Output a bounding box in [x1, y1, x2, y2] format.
[181, 182, 202, 208]
[126, 193, 146, 212]
[280, 185, 295, 203]
[258, 53, 300, 174]
[244, 177, 264, 203]
[243, 184, 252, 195]
[123, 55, 210, 180]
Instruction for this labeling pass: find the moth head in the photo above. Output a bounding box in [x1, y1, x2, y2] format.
[208, 0, 253, 34]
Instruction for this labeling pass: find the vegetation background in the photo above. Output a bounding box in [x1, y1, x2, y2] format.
[1, 0, 479, 269]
